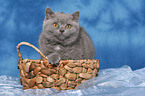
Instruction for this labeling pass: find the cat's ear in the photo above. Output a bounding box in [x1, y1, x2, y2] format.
[45, 7, 55, 20]
[72, 11, 80, 22]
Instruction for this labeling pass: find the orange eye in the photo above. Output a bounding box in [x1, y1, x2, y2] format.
[53, 23, 59, 28]
[66, 24, 71, 29]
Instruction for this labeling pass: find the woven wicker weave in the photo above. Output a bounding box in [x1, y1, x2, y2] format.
[17, 42, 99, 90]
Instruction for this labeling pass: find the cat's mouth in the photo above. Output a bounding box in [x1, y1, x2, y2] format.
[57, 33, 72, 41]
[58, 34, 66, 41]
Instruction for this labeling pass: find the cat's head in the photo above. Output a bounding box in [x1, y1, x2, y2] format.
[43, 7, 80, 45]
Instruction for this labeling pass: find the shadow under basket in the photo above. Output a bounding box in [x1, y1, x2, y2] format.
[17, 42, 99, 90]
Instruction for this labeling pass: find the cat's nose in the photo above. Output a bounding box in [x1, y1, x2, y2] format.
[59, 29, 64, 33]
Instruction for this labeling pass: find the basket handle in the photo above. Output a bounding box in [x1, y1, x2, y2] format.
[17, 42, 48, 60]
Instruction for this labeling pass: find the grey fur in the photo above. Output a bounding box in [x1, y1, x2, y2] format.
[39, 7, 95, 65]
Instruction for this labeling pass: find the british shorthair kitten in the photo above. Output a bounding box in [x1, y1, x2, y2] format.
[39, 7, 95, 65]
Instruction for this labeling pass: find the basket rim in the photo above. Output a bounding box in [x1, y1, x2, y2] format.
[18, 59, 99, 69]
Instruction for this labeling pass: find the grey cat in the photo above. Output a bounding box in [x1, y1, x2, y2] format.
[39, 7, 95, 65]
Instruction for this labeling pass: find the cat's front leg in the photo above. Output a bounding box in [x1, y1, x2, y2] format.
[47, 53, 61, 66]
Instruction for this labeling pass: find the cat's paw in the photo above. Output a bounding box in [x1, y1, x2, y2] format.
[47, 53, 61, 66]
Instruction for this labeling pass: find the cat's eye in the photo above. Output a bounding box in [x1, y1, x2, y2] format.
[53, 23, 59, 28]
[66, 24, 72, 29]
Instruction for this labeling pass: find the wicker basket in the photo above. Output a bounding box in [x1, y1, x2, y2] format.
[17, 42, 99, 90]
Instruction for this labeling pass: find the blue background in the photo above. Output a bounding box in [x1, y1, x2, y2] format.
[0, 0, 145, 77]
